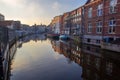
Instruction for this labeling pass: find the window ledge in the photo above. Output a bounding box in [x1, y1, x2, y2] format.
[108, 32, 116, 34]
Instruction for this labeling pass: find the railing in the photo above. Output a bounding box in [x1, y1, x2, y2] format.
[101, 43, 120, 52]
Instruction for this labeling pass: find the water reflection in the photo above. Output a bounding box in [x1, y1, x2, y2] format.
[0, 34, 120, 80]
[81, 44, 120, 80]
[51, 40, 120, 80]
[10, 35, 82, 80]
[0, 34, 47, 80]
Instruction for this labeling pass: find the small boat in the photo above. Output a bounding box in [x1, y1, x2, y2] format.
[59, 34, 70, 40]
[47, 33, 59, 39]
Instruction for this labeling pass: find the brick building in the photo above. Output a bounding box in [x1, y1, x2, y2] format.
[0, 20, 21, 30]
[50, 0, 120, 52]
[0, 20, 14, 29]
[50, 15, 62, 34]
[61, 12, 70, 35]
[13, 21, 21, 30]
[70, 7, 82, 36]
[61, 7, 82, 37]
[83, 0, 120, 47]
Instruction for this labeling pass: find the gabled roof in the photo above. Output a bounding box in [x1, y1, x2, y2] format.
[85, 0, 95, 4]
[85, 0, 90, 4]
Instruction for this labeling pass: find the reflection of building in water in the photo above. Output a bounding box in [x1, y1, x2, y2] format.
[81, 44, 120, 80]
[1, 33, 47, 80]
[51, 40, 82, 65]
[21, 34, 47, 43]
[51, 40, 120, 80]
[51, 40, 62, 53]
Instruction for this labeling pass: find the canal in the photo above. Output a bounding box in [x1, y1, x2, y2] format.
[8, 34, 120, 80]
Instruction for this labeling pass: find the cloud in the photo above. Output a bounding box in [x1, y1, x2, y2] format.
[0, 0, 87, 25]
[1, 0, 24, 6]
[52, 1, 61, 10]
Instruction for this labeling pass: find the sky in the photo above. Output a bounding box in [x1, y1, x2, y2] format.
[0, 0, 87, 25]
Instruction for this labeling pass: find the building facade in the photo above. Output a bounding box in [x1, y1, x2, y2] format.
[61, 12, 70, 35]
[83, 0, 120, 47]
[50, 15, 62, 34]
[50, 0, 120, 52]
[0, 13, 5, 21]
[0, 20, 21, 30]
[70, 7, 82, 36]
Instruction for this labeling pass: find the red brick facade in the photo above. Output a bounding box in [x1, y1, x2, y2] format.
[50, 0, 120, 48]
[83, 0, 120, 46]
[61, 12, 70, 34]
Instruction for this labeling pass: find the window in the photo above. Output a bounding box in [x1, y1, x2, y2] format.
[96, 40, 101, 44]
[97, 4, 103, 16]
[96, 21, 102, 33]
[87, 39, 91, 43]
[88, 23, 92, 33]
[88, 8, 92, 18]
[109, 18, 116, 33]
[109, 0, 117, 13]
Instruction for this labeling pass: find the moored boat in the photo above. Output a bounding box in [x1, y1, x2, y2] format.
[47, 33, 60, 39]
[59, 34, 70, 40]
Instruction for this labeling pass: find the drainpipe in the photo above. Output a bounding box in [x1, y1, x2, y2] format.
[81, 7, 85, 43]
[102, 0, 105, 47]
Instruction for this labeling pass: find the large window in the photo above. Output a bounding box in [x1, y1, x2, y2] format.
[88, 8, 92, 18]
[97, 4, 103, 16]
[96, 21, 102, 33]
[109, 18, 116, 33]
[109, 0, 117, 13]
[88, 23, 92, 33]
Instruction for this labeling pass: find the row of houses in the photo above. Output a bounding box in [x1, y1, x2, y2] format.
[50, 0, 120, 52]
[0, 13, 47, 40]
[0, 13, 22, 42]
[0, 13, 21, 30]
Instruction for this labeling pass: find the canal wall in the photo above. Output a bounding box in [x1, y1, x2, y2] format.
[69, 35, 120, 53]
[0, 26, 31, 80]
[0, 27, 9, 80]
[101, 43, 120, 52]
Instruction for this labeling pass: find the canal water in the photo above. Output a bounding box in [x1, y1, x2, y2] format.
[10, 34, 120, 80]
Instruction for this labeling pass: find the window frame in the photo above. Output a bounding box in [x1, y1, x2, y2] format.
[97, 4, 103, 16]
[108, 18, 116, 34]
[96, 21, 102, 33]
[88, 7, 92, 18]
[109, 0, 117, 14]
[87, 23, 92, 33]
